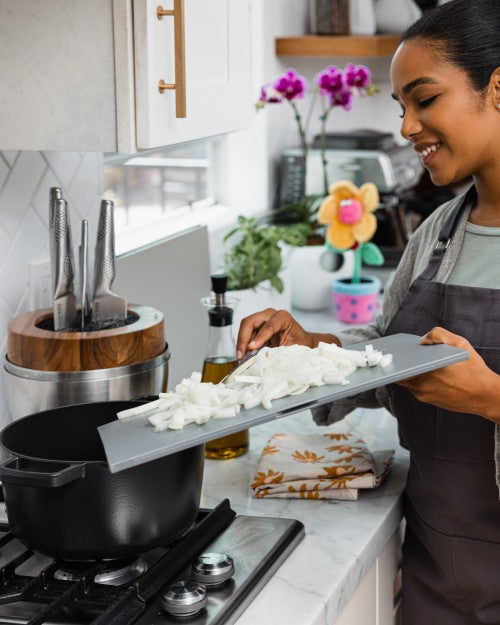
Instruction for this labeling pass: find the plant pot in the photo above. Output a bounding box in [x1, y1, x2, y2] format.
[331, 275, 381, 324]
[287, 245, 354, 311]
[228, 269, 292, 332]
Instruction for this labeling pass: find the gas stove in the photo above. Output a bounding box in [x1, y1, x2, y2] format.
[0, 499, 304, 624]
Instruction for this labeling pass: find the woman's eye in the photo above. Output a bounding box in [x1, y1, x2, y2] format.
[418, 95, 438, 108]
[398, 108, 405, 119]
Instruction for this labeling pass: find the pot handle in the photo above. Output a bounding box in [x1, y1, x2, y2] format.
[0, 458, 86, 488]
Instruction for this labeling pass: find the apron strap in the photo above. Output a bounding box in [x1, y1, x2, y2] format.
[418, 186, 477, 282]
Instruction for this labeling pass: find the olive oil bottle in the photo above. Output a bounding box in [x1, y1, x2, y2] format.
[201, 274, 249, 459]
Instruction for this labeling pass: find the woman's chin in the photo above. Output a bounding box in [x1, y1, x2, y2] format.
[427, 168, 460, 188]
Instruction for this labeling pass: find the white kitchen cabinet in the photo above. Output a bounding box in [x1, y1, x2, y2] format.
[333, 527, 402, 625]
[334, 561, 377, 625]
[0, 0, 252, 153]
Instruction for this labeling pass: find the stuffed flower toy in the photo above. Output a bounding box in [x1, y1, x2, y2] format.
[318, 180, 384, 283]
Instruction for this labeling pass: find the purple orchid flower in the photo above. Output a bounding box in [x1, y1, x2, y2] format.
[273, 69, 307, 101]
[315, 65, 344, 96]
[328, 89, 354, 110]
[259, 84, 283, 104]
[343, 63, 371, 89]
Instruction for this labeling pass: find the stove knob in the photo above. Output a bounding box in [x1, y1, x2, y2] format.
[192, 552, 234, 587]
[162, 580, 207, 618]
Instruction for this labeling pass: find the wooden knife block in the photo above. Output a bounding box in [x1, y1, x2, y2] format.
[7, 304, 165, 372]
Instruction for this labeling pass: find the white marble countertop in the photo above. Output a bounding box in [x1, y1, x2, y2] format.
[200, 406, 409, 625]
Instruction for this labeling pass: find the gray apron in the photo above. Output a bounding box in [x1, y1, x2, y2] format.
[385, 187, 500, 624]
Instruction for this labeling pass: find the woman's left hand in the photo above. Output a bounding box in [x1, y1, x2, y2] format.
[397, 326, 500, 421]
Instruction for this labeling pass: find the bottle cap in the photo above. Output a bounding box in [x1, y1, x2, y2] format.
[211, 273, 228, 295]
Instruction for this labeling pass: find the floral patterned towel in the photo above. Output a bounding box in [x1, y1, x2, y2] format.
[251, 433, 394, 500]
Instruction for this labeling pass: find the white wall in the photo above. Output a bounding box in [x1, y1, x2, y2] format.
[0, 150, 103, 427]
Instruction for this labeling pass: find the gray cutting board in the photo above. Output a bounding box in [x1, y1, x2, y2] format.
[99, 333, 469, 473]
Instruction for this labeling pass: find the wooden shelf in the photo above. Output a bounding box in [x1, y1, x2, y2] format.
[275, 34, 401, 58]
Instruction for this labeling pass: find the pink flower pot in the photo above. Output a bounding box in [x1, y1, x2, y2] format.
[331, 276, 381, 324]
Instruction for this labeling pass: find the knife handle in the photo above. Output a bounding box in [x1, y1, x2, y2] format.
[94, 200, 116, 294]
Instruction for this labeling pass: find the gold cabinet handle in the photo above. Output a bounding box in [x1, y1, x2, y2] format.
[157, 1, 186, 118]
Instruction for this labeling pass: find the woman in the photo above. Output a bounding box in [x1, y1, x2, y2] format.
[237, 1, 500, 622]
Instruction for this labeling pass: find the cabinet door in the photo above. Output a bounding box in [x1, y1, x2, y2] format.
[0, 0, 118, 152]
[334, 562, 377, 625]
[133, 0, 252, 149]
[376, 530, 401, 625]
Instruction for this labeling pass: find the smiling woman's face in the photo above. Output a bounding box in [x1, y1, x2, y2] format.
[390, 39, 497, 187]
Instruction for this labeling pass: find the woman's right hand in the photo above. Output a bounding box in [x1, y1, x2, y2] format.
[236, 309, 313, 359]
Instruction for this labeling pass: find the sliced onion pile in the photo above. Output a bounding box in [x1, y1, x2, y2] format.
[116, 343, 392, 431]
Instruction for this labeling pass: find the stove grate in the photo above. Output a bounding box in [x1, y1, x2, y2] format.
[0, 499, 236, 625]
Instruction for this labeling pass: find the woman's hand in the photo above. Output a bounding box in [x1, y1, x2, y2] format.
[397, 326, 500, 422]
[235, 308, 340, 360]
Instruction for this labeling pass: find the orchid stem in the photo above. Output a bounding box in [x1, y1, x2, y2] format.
[319, 105, 332, 197]
[290, 101, 308, 222]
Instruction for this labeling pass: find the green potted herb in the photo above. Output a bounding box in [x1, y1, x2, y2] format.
[223, 216, 309, 328]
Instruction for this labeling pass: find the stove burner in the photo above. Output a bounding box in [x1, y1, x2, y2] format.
[162, 580, 207, 618]
[53, 557, 149, 586]
[192, 552, 234, 587]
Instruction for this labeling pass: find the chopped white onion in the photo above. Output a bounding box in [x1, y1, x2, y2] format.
[115, 343, 393, 431]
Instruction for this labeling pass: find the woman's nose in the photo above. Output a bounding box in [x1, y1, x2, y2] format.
[400, 109, 423, 141]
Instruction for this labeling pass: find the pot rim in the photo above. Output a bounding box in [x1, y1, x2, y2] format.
[3, 345, 170, 381]
[331, 275, 381, 295]
[0, 399, 162, 467]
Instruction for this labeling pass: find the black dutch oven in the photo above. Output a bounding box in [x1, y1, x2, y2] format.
[0, 398, 205, 561]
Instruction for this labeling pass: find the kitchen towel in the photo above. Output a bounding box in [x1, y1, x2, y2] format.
[251, 433, 394, 500]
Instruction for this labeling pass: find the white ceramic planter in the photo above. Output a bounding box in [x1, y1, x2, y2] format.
[287, 246, 355, 311]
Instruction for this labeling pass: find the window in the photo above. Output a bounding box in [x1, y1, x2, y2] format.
[103, 139, 217, 236]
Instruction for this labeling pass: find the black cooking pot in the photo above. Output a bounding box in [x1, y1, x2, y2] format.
[0, 399, 205, 561]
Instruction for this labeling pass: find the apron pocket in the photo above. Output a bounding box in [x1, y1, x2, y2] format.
[435, 409, 495, 463]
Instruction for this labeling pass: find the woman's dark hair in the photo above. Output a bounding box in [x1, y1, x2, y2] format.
[401, 0, 500, 92]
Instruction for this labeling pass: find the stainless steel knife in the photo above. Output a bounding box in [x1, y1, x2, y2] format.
[79, 219, 89, 331]
[53, 198, 77, 330]
[91, 199, 127, 324]
[48, 187, 63, 293]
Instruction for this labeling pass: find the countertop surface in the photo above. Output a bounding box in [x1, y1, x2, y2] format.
[201, 406, 409, 625]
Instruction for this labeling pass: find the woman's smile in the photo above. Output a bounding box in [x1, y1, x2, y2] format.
[414, 141, 441, 165]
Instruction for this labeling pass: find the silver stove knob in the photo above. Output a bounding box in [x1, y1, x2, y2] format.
[162, 580, 207, 618]
[192, 552, 234, 587]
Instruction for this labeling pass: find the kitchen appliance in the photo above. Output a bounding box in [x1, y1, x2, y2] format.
[0, 499, 304, 624]
[278, 130, 423, 265]
[0, 398, 204, 561]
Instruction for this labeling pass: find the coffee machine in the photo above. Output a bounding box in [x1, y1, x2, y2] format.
[278, 130, 424, 266]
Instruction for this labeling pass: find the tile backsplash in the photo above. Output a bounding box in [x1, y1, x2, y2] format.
[0, 150, 103, 427]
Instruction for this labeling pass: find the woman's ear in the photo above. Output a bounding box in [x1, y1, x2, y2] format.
[490, 67, 500, 110]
